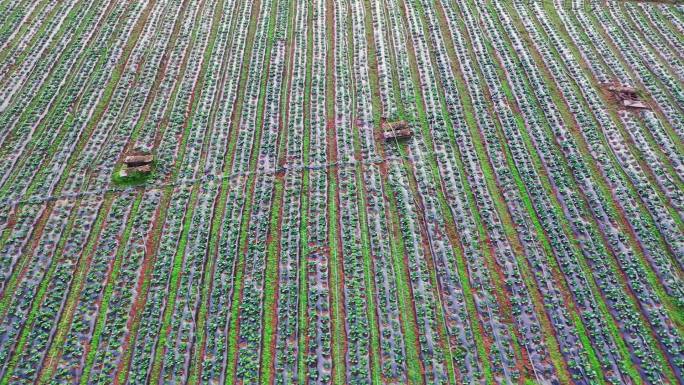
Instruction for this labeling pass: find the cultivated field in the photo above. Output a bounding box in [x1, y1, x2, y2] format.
[0, 0, 682, 384]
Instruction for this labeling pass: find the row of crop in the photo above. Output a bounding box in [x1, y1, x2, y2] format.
[140, 0, 246, 371]
[618, 3, 684, 90]
[150, 0, 250, 365]
[383, 0, 492, 382]
[18, 0, 156, 199]
[200, 0, 249, 177]
[32, 0, 157, 199]
[548, 1, 684, 256]
[87, 0, 206, 190]
[353, 0, 412, 382]
[590, 2, 684, 139]
[387, 159, 451, 385]
[527, 5, 684, 372]
[87, 2, 211, 381]
[604, 2, 684, 112]
[172, 0, 239, 183]
[657, 4, 684, 39]
[552, 0, 684, 308]
[0, 0, 74, 108]
[556, 0, 683, 205]
[0, 0, 79, 112]
[620, 111, 683, 224]
[402, 0, 538, 381]
[0, 206, 10, 236]
[380, 2, 453, 383]
[368, 0, 426, 379]
[199, 187, 241, 385]
[0, 203, 46, 288]
[132, 0, 202, 156]
[0, 0, 41, 55]
[0, 200, 75, 378]
[478, 5, 642, 383]
[573, 0, 684, 142]
[385, 2, 482, 383]
[85, 1, 204, 186]
[47, 192, 135, 383]
[0, 0, 123, 185]
[444, 0, 613, 382]
[641, 4, 684, 57]
[234, 0, 287, 380]
[272, 2, 308, 377]
[82, 189, 161, 384]
[155, 0, 240, 382]
[158, 183, 218, 383]
[0, 3, 140, 360]
[496, 2, 676, 382]
[531, 0, 684, 362]
[487, 4, 651, 382]
[181, 0, 279, 381]
[53, 0, 168, 195]
[361, 163, 409, 384]
[309, 0, 332, 378]
[151, 0, 217, 183]
[73, 4, 214, 376]
[348, 0, 377, 163]
[537, 0, 683, 316]
[0, 0, 121, 198]
[196, 0, 259, 382]
[640, 111, 684, 192]
[423, 0, 571, 381]
[301, 0, 333, 382]
[124, 0, 223, 381]
[0, 0, 55, 57]
[557, 0, 684, 271]
[332, 0, 375, 382]
[600, 113, 684, 274]
[4, 196, 103, 385]
[380, 10, 458, 385]
[119, 186, 190, 384]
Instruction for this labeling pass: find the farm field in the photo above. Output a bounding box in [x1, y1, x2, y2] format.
[0, 0, 683, 384]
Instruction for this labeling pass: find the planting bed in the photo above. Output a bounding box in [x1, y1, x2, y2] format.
[0, 0, 682, 384]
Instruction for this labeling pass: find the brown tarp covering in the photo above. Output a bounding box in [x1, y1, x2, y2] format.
[123, 154, 154, 166]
